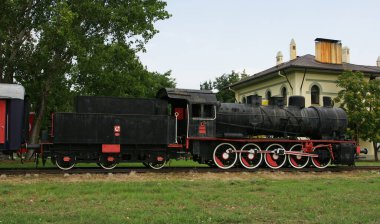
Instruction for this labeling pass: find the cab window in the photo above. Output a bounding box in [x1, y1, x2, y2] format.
[192, 104, 201, 117]
[203, 104, 214, 118]
[192, 104, 215, 119]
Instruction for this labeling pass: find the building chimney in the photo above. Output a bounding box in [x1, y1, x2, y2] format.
[377, 56, 380, 67]
[315, 38, 342, 64]
[342, 46, 350, 63]
[276, 51, 283, 65]
[290, 38, 296, 60]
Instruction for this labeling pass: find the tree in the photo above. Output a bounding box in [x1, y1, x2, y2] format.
[1, 0, 173, 143]
[0, 0, 48, 83]
[335, 71, 380, 161]
[200, 80, 212, 91]
[200, 70, 248, 102]
[72, 43, 175, 97]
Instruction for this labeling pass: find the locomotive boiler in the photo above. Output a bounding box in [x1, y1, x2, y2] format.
[216, 96, 347, 140]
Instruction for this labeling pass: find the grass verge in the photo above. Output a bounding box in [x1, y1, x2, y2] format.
[0, 171, 379, 224]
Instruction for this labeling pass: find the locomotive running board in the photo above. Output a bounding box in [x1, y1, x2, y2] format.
[233, 150, 318, 158]
[168, 144, 183, 148]
[285, 151, 318, 157]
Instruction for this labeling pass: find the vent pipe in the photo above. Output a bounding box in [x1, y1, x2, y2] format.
[290, 39, 297, 60]
[276, 51, 283, 65]
[342, 46, 350, 63]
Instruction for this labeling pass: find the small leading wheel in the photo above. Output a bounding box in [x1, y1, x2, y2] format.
[264, 144, 287, 169]
[213, 143, 238, 169]
[288, 144, 310, 169]
[55, 155, 76, 171]
[311, 146, 331, 169]
[239, 143, 262, 169]
[99, 155, 118, 170]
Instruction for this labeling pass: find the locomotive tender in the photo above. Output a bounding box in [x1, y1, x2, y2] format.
[0, 84, 360, 170]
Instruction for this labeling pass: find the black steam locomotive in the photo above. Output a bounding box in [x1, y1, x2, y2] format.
[0, 84, 360, 170]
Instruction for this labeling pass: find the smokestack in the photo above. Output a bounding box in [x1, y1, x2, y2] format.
[276, 51, 283, 65]
[342, 46, 350, 63]
[377, 56, 380, 67]
[315, 38, 342, 64]
[290, 38, 296, 60]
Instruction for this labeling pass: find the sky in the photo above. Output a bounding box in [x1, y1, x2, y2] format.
[138, 0, 380, 89]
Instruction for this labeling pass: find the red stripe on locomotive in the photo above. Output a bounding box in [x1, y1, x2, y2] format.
[102, 144, 121, 153]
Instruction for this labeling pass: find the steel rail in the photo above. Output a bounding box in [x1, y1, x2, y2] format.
[0, 166, 379, 176]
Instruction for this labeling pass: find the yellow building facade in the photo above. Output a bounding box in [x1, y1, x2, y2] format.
[230, 38, 380, 160]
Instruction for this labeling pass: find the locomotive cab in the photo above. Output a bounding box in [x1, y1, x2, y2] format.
[157, 88, 218, 143]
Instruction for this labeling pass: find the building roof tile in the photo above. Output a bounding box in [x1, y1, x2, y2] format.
[231, 54, 380, 89]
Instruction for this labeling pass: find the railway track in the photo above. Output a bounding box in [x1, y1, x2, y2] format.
[0, 166, 379, 176]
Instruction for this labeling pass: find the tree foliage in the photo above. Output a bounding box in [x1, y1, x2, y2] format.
[0, 0, 174, 143]
[335, 71, 380, 160]
[200, 70, 248, 102]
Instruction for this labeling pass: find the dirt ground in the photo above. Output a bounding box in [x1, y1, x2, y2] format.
[1, 170, 379, 184]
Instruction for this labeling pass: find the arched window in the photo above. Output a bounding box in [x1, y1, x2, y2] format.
[242, 97, 247, 104]
[281, 87, 287, 105]
[266, 90, 271, 100]
[311, 85, 320, 104]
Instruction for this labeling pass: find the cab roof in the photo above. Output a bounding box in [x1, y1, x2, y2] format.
[157, 88, 218, 104]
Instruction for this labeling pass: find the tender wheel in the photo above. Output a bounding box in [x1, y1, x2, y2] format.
[264, 144, 287, 169]
[99, 155, 118, 170]
[55, 155, 76, 171]
[213, 143, 238, 169]
[311, 146, 331, 169]
[288, 144, 310, 169]
[147, 162, 166, 170]
[239, 143, 262, 169]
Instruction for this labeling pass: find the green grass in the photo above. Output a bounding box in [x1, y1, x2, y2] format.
[355, 161, 380, 166]
[0, 172, 379, 223]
